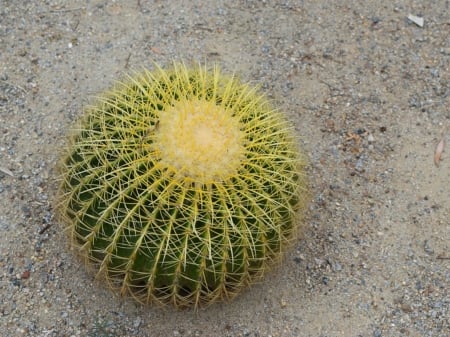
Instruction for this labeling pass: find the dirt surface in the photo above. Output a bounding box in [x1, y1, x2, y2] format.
[0, 1, 449, 336]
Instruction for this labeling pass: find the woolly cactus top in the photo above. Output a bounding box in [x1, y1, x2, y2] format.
[58, 63, 307, 308]
[155, 98, 244, 182]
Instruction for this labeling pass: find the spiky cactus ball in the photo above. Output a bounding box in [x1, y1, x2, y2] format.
[58, 63, 306, 308]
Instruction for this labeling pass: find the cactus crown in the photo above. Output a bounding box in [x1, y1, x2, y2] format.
[58, 62, 306, 308]
[155, 97, 244, 182]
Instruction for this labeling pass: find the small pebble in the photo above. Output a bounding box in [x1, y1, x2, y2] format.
[333, 262, 342, 272]
[21, 270, 30, 279]
[133, 317, 141, 328]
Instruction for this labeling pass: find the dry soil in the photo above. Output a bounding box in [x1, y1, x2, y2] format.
[0, 1, 449, 337]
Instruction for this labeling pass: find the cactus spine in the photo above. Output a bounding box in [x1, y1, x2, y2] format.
[58, 62, 307, 308]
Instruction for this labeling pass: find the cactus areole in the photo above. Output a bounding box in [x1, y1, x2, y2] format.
[58, 63, 307, 308]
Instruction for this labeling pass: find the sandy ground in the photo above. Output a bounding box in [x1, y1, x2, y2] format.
[0, 1, 449, 336]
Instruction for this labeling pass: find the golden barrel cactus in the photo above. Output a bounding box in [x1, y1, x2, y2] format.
[57, 62, 307, 308]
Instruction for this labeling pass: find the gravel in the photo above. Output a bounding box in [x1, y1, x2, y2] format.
[1, 0, 449, 336]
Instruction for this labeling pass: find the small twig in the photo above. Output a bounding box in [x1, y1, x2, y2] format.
[39, 223, 52, 235]
[0, 80, 27, 94]
[434, 125, 448, 167]
[124, 53, 132, 69]
[49, 7, 86, 13]
[72, 19, 80, 31]
[0, 167, 14, 177]
[436, 255, 449, 260]
[434, 137, 445, 166]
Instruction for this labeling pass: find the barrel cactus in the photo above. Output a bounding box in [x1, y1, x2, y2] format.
[57, 62, 307, 308]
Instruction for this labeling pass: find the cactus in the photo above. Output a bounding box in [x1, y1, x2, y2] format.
[57, 62, 307, 308]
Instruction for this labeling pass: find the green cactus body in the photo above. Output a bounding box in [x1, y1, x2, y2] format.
[58, 63, 307, 308]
